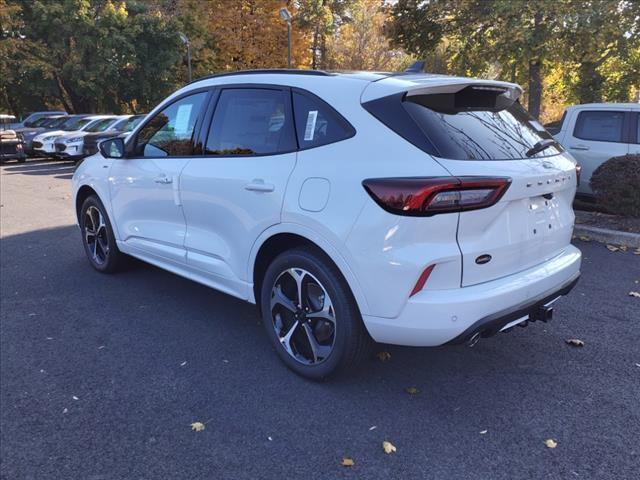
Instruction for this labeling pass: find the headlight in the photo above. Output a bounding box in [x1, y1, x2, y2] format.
[66, 137, 83, 143]
[43, 135, 58, 141]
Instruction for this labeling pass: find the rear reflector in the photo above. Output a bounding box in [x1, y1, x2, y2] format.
[410, 264, 435, 297]
[363, 177, 511, 216]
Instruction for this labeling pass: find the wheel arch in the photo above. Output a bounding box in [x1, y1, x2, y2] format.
[248, 224, 370, 316]
[75, 185, 99, 223]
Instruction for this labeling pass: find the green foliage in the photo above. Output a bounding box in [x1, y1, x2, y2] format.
[0, 0, 196, 115]
[386, 0, 640, 119]
[590, 155, 640, 218]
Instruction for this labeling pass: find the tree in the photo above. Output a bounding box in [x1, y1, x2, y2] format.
[206, 0, 310, 71]
[0, 0, 186, 115]
[558, 0, 640, 104]
[325, 0, 413, 71]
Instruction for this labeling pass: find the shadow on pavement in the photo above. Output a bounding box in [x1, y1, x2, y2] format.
[2, 159, 75, 177]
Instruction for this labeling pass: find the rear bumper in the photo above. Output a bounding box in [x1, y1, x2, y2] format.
[445, 273, 579, 345]
[361, 245, 582, 346]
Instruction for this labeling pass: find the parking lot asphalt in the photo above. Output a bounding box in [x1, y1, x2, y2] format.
[1, 159, 639, 480]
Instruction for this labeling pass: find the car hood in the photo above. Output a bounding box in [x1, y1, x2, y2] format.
[55, 131, 90, 142]
[34, 130, 66, 141]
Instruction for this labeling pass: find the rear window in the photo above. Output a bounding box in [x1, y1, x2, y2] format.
[403, 100, 560, 160]
[573, 110, 624, 143]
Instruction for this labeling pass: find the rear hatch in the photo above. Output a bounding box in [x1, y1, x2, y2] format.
[363, 76, 578, 287]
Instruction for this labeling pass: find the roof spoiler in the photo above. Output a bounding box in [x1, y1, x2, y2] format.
[404, 80, 523, 112]
[404, 61, 426, 73]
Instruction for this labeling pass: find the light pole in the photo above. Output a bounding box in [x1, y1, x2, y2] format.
[279, 8, 292, 68]
[178, 32, 192, 82]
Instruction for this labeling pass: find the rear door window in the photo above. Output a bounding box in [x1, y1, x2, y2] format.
[205, 88, 295, 155]
[573, 110, 625, 143]
[292, 91, 355, 149]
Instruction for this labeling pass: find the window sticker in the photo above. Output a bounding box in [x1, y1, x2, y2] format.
[174, 104, 193, 135]
[304, 110, 318, 141]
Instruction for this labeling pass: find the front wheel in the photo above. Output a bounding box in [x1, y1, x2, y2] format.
[260, 247, 371, 379]
[79, 195, 125, 273]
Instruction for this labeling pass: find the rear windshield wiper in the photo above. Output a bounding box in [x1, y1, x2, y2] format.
[526, 139, 557, 157]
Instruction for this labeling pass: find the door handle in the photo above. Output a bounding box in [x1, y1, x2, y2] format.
[245, 179, 275, 192]
[569, 144, 590, 151]
[154, 175, 173, 184]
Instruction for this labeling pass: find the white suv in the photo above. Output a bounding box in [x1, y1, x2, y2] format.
[72, 70, 582, 378]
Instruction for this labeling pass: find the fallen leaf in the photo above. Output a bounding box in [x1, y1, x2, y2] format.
[480, 430, 488, 434]
[545, 439, 558, 449]
[565, 338, 584, 347]
[180, 361, 187, 367]
[190, 422, 205, 432]
[620, 245, 628, 252]
[634, 248, 640, 255]
[72, 396, 79, 400]
[268, 436, 273, 441]
[606, 245, 619, 252]
[578, 236, 591, 242]
[341, 457, 355, 467]
[382, 441, 397, 454]
[62, 408, 68, 414]
[405, 387, 420, 396]
[635, 363, 640, 368]
[369, 425, 377, 431]
[222, 359, 229, 364]
[376, 351, 391, 362]
[97, 345, 105, 350]
[629, 291, 640, 298]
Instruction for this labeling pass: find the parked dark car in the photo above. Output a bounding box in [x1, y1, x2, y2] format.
[0, 115, 26, 163]
[83, 114, 146, 156]
[18, 115, 68, 155]
[12, 110, 67, 129]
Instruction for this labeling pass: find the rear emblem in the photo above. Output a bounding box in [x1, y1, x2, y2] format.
[475, 254, 492, 265]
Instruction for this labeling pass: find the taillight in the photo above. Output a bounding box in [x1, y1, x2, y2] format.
[575, 164, 581, 186]
[362, 176, 511, 216]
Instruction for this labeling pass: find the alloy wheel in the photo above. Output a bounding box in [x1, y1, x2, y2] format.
[84, 205, 109, 266]
[270, 268, 336, 365]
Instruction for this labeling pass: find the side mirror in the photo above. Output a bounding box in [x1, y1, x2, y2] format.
[99, 137, 126, 158]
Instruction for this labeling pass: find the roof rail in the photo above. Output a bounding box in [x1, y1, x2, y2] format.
[187, 69, 333, 85]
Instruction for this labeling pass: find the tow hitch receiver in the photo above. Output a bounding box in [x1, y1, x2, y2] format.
[532, 305, 553, 323]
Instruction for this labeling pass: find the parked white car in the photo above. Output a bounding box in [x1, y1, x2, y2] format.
[548, 103, 640, 196]
[72, 70, 582, 378]
[33, 115, 113, 158]
[53, 115, 123, 160]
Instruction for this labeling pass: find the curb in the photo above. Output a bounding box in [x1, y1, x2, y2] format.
[574, 225, 640, 248]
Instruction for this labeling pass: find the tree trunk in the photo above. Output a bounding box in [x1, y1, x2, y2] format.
[528, 59, 542, 119]
[576, 61, 603, 104]
[527, 11, 543, 119]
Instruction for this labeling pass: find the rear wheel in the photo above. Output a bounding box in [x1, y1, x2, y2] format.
[260, 247, 371, 379]
[80, 195, 125, 273]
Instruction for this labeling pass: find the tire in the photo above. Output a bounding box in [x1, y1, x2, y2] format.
[79, 195, 125, 273]
[260, 247, 372, 380]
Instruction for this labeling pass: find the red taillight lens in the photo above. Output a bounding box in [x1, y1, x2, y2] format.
[363, 176, 511, 216]
[575, 164, 581, 186]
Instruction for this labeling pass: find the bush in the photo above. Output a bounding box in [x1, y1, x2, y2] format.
[590, 154, 640, 217]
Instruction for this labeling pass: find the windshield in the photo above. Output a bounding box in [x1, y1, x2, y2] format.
[46, 117, 68, 128]
[30, 117, 50, 127]
[62, 118, 92, 131]
[403, 100, 562, 160]
[112, 115, 145, 132]
[85, 118, 116, 132]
